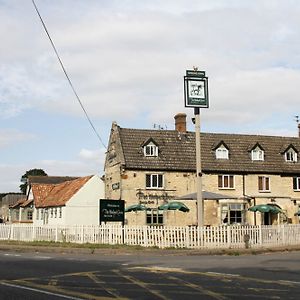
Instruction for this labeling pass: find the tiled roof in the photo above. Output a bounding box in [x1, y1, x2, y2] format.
[9, 197, 27, 208]
[31, 184, 54, 208]
[33, 176, 93, 208]
[28, 176, 79, 185]
[117, 127, 300, 174]
[20, 199, 33, 208]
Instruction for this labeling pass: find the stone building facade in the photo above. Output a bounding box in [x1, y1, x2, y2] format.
[104, 113, 300, 226]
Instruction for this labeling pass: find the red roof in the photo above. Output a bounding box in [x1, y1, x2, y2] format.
[32, 176, 93, 208]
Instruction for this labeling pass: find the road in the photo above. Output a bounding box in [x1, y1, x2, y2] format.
[0, 248, 300, 299]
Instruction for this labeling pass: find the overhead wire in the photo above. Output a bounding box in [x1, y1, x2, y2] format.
[31, 0, 107, 149]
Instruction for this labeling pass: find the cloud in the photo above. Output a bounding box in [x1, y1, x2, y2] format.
[0, 129, 35, 148]
[78, 148, 106, 164]
[1, 0, 300, 192]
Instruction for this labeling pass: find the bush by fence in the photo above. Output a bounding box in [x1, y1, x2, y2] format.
[1, 224, 300, 249]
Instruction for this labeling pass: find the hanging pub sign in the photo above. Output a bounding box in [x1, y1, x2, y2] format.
[99, 199, 125, 223]
[184, 69, 209, 108]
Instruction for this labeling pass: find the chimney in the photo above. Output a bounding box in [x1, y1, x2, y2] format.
[174, 113, 187, 133]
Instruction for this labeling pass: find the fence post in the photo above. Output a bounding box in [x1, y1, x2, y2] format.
[259, 225, 263, 246]
[281, 224, 286, 246]
[185, 226, 190, 248]
[32, 224, 35, 241]
[143, 226, 148, 247]
[227, 226, 231, 249]
[55, 225, 58, 242]
[8, 224, 14, 241]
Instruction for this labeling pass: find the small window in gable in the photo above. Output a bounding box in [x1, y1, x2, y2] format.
[285, 147, 297, 162]
[143, 141, 158, 157]
[216, 144, 229, 159]
[251, 146, 264, 161]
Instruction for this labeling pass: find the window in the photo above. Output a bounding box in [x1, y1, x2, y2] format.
[218, 175, 234, 189]
[27, 210, 33, 220]
[54, 208, 57, 218]
[59, 207, 62, 218]
[293, 177, 300, 191]
[221, 203, 245, 225]
[258, 176, 270, 192]
[146, 209, 164, 225]
[216, 145, 229, 159]
[146, 174, 163, 189]
[285, 148, 297, 162]
[36, 209, 39, 220]
[144, 142, 158, 157]
[50, 208, 53, 218]
[252, 146, 264, 161]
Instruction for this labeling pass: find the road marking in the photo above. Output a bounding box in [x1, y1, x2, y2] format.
[167, 275, 228, 300]
[4, 253, 21, 257]
[113, 269, 171, 300]
[0, 281, 83, 300]
[34, 256, 52, 259]
[278, 280, 300, 286]
[11, 279, 113, 300]
[86, 272, 127, 299]
[207, 271, 240, 277]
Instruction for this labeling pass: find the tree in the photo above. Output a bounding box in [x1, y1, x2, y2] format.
[19, 168, 48, 195]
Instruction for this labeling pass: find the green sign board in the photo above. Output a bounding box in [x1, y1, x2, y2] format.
[184, 70, 209, 108]
[100, 199, 125, 223]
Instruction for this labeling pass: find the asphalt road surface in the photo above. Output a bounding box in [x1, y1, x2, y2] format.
[0, 248, 300, 299]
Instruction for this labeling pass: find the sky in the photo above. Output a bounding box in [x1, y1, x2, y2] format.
[1, 0, 300, 192]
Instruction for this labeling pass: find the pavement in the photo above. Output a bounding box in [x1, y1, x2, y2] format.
[1, 241, 300, 256]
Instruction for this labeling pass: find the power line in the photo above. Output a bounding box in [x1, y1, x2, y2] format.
[31, 0, 107, 149]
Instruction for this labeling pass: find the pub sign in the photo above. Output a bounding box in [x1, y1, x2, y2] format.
[100, 199, 125, 223]
[184, 70, 209, 108]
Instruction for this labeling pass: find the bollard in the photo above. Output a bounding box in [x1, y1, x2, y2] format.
[244, 234, 250, 249]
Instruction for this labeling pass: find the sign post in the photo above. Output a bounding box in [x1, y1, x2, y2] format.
[184, 69, 209, 227]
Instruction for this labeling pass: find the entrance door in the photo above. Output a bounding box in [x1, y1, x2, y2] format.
[263, 212, 271, 225]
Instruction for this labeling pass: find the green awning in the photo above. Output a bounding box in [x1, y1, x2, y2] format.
[248, 204, 282, 214]
[125, 204, 148, 212]
[158, 201, 190, 212]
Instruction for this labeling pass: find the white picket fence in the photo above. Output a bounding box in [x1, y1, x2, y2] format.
[1, 224, 300, 249]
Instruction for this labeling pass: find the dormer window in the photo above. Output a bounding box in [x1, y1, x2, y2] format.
[216, 144, 229, 159]
[285, 148, 297, 162]
[143, 141, 158, 157]
[251, 146, 264, 161]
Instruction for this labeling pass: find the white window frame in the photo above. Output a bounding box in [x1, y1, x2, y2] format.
[221, 203, 245, 225]
[252, 147, 264, 161]
[144, 142, 158, 157]
[218, 175, 235, 189]
[216, 145, 229, 159]
[146, 209, 164, 225]
[27, 210, 33, 220]
[285, 148, 297, 162]
[258, 176, 271, 192]
[146, 174, 164, 189]
[293, 177, 300, 191]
